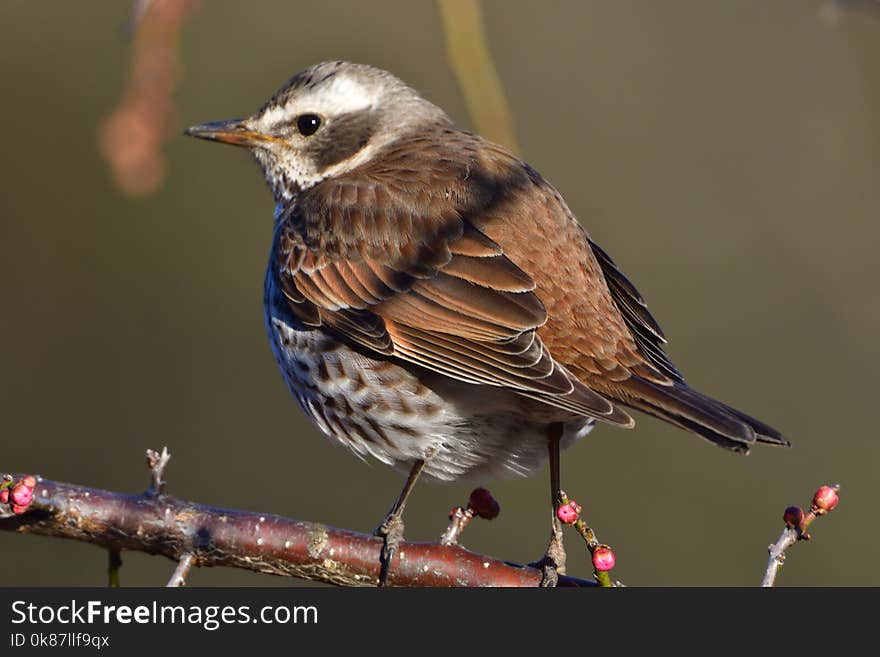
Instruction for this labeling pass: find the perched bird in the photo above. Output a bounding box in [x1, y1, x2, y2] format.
[186, 61, 788, 583]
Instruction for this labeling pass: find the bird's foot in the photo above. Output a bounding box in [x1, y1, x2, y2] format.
[530, 524, 567, 587]
[374, 512, 405, 587]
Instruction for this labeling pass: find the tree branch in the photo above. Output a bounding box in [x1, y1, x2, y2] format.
[0, 450, 596, 587]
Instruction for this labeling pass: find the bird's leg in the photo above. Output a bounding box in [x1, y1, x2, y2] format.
[375, 459, 425, 586]
[536, 423, 567, 586]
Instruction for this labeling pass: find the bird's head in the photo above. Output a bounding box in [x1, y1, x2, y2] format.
[185, 61, 449, 202]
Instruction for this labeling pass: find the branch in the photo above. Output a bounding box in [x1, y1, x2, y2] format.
[761, 484, 841, 587]
[0, 450, 595, 587]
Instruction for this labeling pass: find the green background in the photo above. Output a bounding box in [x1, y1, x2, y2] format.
[1, 1, 877, 586]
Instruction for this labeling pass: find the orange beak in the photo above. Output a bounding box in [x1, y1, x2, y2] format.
[184, 119, 279, 148]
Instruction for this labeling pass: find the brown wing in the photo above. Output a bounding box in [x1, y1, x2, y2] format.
[276, 127, 787, 451]
[274, 133, 629, 423]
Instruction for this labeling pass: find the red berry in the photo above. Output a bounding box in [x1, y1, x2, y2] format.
[0, 489, 8, 504]
[783, 505, 805, 529]
[11, 504, 29, 515]
[468, 488, 500, 520]
[10, 483, 33, 508]
[556, 501, 581, 525]
[592, 546, 616, 572]
[812, 485, 839, 513]
[21, 476, 36, 490]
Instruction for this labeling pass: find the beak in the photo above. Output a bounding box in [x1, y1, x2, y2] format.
[184, 119, 279, 148]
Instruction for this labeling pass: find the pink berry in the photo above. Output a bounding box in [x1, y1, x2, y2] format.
[556, 501, 581, 525]
[468, 488, 501, 520]
[592, 546, 616, 572]
[10, 483, 33, 508]
[812, 486, 839, 513]
[11, 504, 29, 515]
[783, 505, 804, 529]
[0, 489, 8, 504]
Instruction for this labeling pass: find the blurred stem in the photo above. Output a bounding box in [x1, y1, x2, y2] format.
[107, 549, 122, 587]
[438, 0, 521, 154]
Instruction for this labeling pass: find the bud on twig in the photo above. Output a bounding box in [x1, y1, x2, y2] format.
[468, 488, 500, 520]
[556, 500, 581, 525]
[783, 505, 805, 530]
[592, 546, 616, 572]
[441, 488, 501, 545]
[811, 485, 840, 514]
[762, 482, 842, 586]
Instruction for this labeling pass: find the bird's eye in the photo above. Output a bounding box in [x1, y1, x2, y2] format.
[296, 114, 322, 136]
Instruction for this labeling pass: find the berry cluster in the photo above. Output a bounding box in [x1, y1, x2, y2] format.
[0, 475, 36, 515]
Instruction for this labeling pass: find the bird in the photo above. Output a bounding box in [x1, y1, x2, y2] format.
[185, 60, 788, 584]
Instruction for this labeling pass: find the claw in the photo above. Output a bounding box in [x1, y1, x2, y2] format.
[372, 459, 425, 587]
[375, 513, 405, 587]
[540, 562, 560, 588]
[530, 522, 567, 587]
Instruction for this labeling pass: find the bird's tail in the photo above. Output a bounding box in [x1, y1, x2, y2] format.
[619, 378, 790, 454]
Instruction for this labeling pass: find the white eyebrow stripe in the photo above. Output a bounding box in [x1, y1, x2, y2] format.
[256, 75, 379, 130]
[320, 76, 377, 114]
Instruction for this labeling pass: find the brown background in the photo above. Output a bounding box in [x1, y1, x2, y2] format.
[1, 1, 877, 586]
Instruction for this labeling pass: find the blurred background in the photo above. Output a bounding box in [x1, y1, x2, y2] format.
[1, 0, 878, 586]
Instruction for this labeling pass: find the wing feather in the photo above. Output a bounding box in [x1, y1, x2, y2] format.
[270, 133, 641, 426]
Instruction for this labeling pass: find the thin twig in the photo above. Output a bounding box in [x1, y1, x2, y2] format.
[762, 528, 798, 587]
[559, 490, 617, 587]
[440, 488, 500, 547]
[761, 484, 840, 587]
[107, 549, 122, 587]
[146, 447, 171, 496]
[440, 507, 473, 546]
[167, 552, 195, 587]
